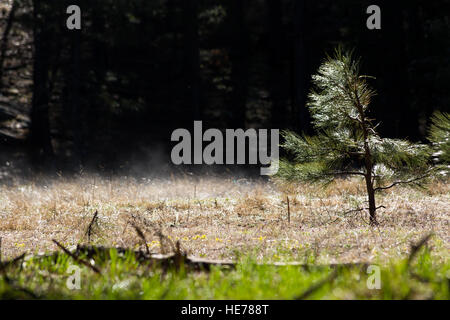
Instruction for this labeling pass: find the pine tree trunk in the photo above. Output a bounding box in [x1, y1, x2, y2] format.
[354, 82, 378, 225]
[365, 171, 377, 225]
[363, 130, 378, 225]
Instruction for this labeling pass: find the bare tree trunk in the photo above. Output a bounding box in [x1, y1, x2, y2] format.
[0, 0, 17, 91]
[292, 0, 308, 132]
[267, 0, 285, 129]
[381, 0, 412, 139]
[90, 2, 107, 141]
[67, 24, 84, 169]
[30, 0, 54, 168]
[182, 0, 201, 122]
[229, 0, 249, 128]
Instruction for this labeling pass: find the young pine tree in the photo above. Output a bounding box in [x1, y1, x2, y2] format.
[278, 49, 431, 225]
[428, 111, 450, 172]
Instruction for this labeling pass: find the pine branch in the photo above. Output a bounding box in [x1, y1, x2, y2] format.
[374, 173, 429, 192]
[325, 171, 366, 177]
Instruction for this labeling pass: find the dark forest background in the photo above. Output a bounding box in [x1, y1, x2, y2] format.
[0, 0, 449, 178]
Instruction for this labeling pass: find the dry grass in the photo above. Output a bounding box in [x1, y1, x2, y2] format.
[0, 175, 448, 265]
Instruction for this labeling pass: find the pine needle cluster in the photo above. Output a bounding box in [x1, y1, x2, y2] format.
[428, 111, 450, 174]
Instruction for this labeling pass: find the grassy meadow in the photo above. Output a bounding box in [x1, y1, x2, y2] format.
[0, 175, 448, 299]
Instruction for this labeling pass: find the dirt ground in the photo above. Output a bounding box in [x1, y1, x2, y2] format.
[0, 174, 448, 264]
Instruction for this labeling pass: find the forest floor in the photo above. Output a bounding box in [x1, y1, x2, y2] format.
[0, 175, 448, 266]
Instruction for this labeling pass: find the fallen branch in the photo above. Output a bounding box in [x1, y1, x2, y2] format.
[3, 274, 39, 299]
[52, 240, 101, 274]
[295, 269, 338, 300]
[132, 224, 150, 255]
[407, 233, 434, 267]
[73, 245, 367, 271]
[1, 242, 370, 274]
[0, 236, 38, 298]
[0, 253, 25, 273]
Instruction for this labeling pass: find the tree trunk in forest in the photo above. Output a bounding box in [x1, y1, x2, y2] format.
[166, 0, 176, 125]
[267, 0, 285, 129]
[0, 0, 17, 91]
[380, 1, 413, 139]
[229, 0, 249, 129]
[292, 0, 308, 132]
[30, 0, 54, 168]
[91, 2, 108, 142]
[182, 0, 201, 122]
[67, 24, 84, 169]
[403, 0, 431, 139]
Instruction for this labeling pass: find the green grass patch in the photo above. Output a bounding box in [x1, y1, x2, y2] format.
[0, 247, 448, 300]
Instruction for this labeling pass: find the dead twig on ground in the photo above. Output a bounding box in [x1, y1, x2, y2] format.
[407, 233, 434, 267]
[52, 239, 101, 274]
[287, 196, 291, 224]
[72, 245, 367, 271]
[131, 214, 176, 255]
[0, 253, 25, 273]
[85, 210, 99, 243]
[132, 223, 150, 255]
[2, 273, 39, 299]
[295, 269, 338, 300]
[0, 241, 37, 298]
